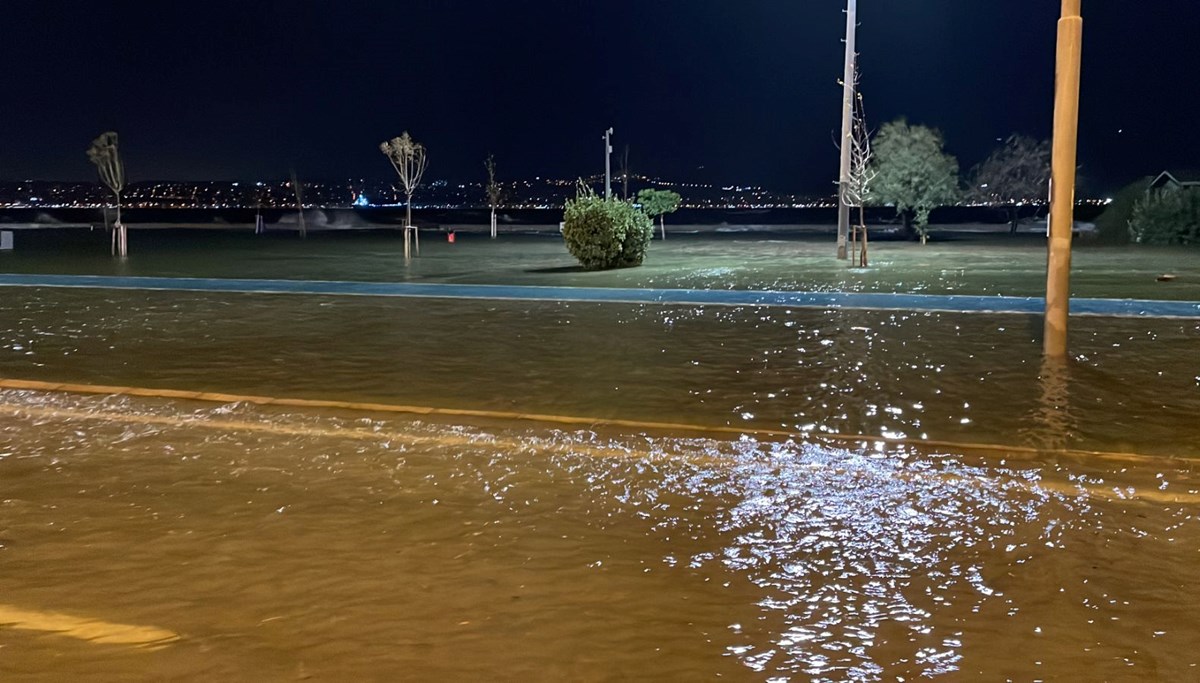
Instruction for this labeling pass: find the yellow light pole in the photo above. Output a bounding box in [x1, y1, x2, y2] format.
[1044, 0, 1083, 357]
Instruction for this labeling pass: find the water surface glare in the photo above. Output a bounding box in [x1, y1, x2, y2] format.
[1, 391, 1198, 680]
[3, 237, 1200, 679]
[2, 287, 1198, 457]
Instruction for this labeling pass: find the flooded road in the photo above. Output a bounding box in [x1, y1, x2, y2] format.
[1, 287, 1197, 458]
[2, 391, 1198, 680]
[2, 235, 1199, 679]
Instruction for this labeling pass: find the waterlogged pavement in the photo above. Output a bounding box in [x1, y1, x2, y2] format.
[2, 231, 1199, 301]
[1, 272, 1199, 319]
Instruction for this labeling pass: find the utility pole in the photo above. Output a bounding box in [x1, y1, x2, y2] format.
[1044, 0, 1083, 357]
[604, 127, 614, 200]
[836, 0, 858, 260]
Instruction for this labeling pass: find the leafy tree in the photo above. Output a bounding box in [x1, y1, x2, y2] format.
[1129, 187, 1200, 245]
[562, 184, 653, 270]
[87, 131, 127, 256]
[971, 134, 1051, 234]
[380, 132, 428, 256]
[870, 119, 960, 243]
[636, 188, 681, 240]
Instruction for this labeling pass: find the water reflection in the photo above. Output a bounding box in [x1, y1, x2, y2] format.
[2, 390, 1199, 680]
[2, 288, 1198, 458]
[1020, 356, 1077, 452]
[671, 441, 1073, 679]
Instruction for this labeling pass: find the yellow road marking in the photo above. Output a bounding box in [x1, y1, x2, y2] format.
[1, 377, 1198, 506]
[0, 376, 1191, 466]
[0, 604, 179, 649]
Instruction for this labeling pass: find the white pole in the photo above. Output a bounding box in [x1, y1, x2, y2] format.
[604, 127, 614, 200]
[836, 0, 857, 260]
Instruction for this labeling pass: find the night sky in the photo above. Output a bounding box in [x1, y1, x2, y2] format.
[2, 1, 1198, 194]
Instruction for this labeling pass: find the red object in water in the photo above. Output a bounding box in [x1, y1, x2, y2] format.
[447, 232, 456, 243]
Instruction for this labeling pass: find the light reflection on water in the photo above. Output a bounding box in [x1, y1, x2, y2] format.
[2, 270, 1200, 678]
[2, 390, 1198, 680]
[1, 288, 1198, 458]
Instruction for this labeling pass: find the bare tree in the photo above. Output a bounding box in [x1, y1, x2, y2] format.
[485, 154, 502, 239]
[290, 168, 307, 239]
[87, 132, 127, 256]
[619, 144, 630, 200]
[971, 134, 1051, 234]
[380, 132, 429, 257]
[841, 77, 876, 266]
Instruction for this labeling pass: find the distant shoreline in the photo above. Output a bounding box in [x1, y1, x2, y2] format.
[0, 222, 1093, 238]
[0, 204, 1101, 234]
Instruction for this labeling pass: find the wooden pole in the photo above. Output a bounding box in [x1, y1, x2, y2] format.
[1044, 0, 1083, 357]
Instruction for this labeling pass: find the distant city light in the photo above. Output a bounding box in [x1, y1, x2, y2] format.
[0, 178, 1109, 211]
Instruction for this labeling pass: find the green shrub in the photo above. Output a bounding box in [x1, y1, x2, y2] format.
[1129, 188, 1200, 245]
[1094, 177, 1151, 244]
[561, 185, 653, 270]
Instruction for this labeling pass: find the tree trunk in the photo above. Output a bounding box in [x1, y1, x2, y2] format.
[901, 210, 916, 240]
[861, 224, 869, 267]
[490, 208, 497, 239]
[405, 193, 418, 256]
[115, 193, 126, 257]
[850, 220, 856, 265]
[858, 204, 868, 267]
[660, 216, 666, 240]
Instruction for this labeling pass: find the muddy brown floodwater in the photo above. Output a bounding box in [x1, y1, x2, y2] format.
[2, 236, 1199, 680]
[1, 391, 1198, 681]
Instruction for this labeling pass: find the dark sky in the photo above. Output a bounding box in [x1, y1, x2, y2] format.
[2, 1, 1198, 194]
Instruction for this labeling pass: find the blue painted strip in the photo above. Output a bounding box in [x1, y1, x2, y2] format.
[1, 273, 1198, 319]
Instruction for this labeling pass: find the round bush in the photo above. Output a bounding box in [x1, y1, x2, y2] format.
[562, 188, 653, 270]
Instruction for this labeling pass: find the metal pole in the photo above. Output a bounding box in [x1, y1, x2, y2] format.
[836, 0, 857, 260]
[604, 127, 614, 200]
[1044, 0, 1083, 357]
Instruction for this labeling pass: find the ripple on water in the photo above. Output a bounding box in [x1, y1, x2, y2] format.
[2, 288, 1199, 457]
[1, 390, 1198, 680]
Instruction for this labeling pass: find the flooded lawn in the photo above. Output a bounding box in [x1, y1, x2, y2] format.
[2, 231, 1199, 300]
